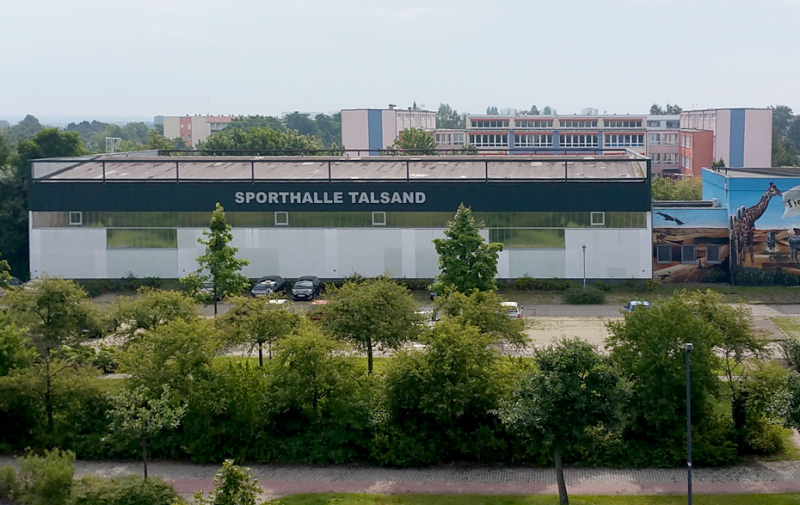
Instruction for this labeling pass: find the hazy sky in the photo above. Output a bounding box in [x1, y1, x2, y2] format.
[2, 0, 798, 123]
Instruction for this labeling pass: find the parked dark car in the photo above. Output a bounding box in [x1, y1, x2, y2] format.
[291, 276, 321, 301]
[1, 276, 22, 297]
[251, 275, 285, 297]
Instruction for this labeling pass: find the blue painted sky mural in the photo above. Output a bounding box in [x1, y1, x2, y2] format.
[727, 177, 800, 230]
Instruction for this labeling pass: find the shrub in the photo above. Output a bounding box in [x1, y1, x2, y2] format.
[564, 287, 605, 305]
[17, 448, 75, 505]
[512, 275, 572, 291]
[0, 464, 17, 501]
[70, 475, 177, 505]
[592, 280, 610, 292]
[733, 266, 800, 286]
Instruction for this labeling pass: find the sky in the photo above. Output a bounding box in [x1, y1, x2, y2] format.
[2, 0, 799, 124]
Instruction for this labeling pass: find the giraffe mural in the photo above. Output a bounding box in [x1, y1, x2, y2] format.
[732, 182, 783, 266]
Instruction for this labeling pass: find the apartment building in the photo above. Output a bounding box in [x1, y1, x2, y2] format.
[163, 115, 239, 148]
[340, 107, 436, 155]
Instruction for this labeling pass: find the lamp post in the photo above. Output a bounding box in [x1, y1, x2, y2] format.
[685, 342, 694, 505]
[581, 244, 587, 291]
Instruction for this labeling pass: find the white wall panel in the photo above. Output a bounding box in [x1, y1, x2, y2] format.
[564, 228, 651, 279]
[508, 249, 566, 278]
[177, 229, 203, 277]
[107, 250, 178, 278]
[33, 229, 107, 278]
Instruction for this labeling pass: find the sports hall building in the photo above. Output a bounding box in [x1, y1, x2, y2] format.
[28, 153, 653, 281]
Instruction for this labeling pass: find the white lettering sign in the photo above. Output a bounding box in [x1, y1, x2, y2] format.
[233, 191, 426, 206]
[783, 185, 800, 218]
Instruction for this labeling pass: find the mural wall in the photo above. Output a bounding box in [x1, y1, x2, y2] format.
[653, 207, 730, 283]
[655, 171, 800, 283]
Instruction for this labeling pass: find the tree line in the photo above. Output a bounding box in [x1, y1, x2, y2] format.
[3, 205, 800, 505]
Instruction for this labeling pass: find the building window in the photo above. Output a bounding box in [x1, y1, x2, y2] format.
[107, 229, 178, 249]
[435, 133, 451, 145]
[682, 244, 697, 264]
[647, 120, 661, 128]
[706, 244, 721, 264]
[559, 134, 598, 148]
[650, 153, 662, 164]
[468, 134, 509, 147]
[516, 120, 553, 129]
[663, 153, 678, 164]
[560, 120, 597, 128]
[605, 120, 642, 128]
[590, 212, 605, 226]
[663, 133, 678, 145]
[649, 133, 661, 145]
[605, 134, 644, 147]
[666, 120, 680, 128]
[453, 133, 464, 145]
[275, 211, 288, 226]
[657, 245, 672, 263]
[515, 134, 553, 148]
[69, 211, 82, 226]
[470, 119, 509, 129]
[372, 211, 386, 226]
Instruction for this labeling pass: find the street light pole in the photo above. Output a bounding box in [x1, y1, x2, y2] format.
[581, 244, 587, 291]
[685, 342, 694, 505]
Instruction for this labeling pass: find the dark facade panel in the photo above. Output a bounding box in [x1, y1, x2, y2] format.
[29, 180, 651, 213]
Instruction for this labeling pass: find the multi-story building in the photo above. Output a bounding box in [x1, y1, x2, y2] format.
[163, 115, 240, 148]
[340, 106, 436, 155]
[678, 108, 772, 176]
[645, 115, 681, 176]
[457, 114, 648, 156]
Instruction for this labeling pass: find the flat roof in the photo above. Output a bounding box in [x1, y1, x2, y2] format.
[33, 155, 649, 182]
[704, 167, 800, 179]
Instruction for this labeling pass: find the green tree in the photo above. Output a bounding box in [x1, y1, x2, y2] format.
[650, 103, 664, 115]
[501, 339, 627, 505]
[0, 314, 36, 376]
[542, 106, 553, 115]
[189, 460, 261, 505]
[313, 112, 342, 147]
[220, 295, 301, 366]
[436, 104, 466, 129]
[182, 203, 250, 315]
[711, 158, 726, 168]
[145, 130, 174, 151]
[111, 287, 199, 342]
[771, 105, 794, 138]
[5, 277, 101, 435]
[529, 105, 540, 115]
[606, 290, 738, 465]
[665, 104, 683, 114]
[651, 176, 702, 200]
[199, 126, 324, 155]
[109, 386, 186, 480]
[322, 277, 419, 374]
[773, 127, 799, 167]
[377, 319, 515, 465]
[122, 318, 218, 397]
[384, 127, 437, 155]
[4, 115, 43, 143]
[787, 117, 800, 153]
[16, 128, 86, 168]
[486, 106, 499, 115]
[433, 203, 503, 294]
[270, 323, 363, 418]
[434, 289, 526, 348]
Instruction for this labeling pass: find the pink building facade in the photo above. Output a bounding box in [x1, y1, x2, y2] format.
[163, 115, 238, 148]
[341, 107, 436, 155]
[679, 108, 772, 174]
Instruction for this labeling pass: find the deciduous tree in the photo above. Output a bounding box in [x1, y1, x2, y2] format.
[109, 386, 186, 480]
[182, 203, 250, 315]
[322, 277, 419, 373]
[434, 289, 526, 349]
[5, 276, 102, 435]
[111, 287, 199, 342]
[220, 295, 301, 366]
[501, 339, 627, 505]
[433, 203, 503, 294]
[384, 127, 437, 155]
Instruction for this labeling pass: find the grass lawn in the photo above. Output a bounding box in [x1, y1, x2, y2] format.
[772, 317, 800, 339]
[274, 494, 800, 505]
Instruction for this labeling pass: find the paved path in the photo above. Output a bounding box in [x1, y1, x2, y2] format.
[4, 457, 800, 497]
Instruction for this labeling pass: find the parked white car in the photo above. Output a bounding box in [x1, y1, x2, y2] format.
[622, 300, 651, 314]
[501, 301, 524, 319]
